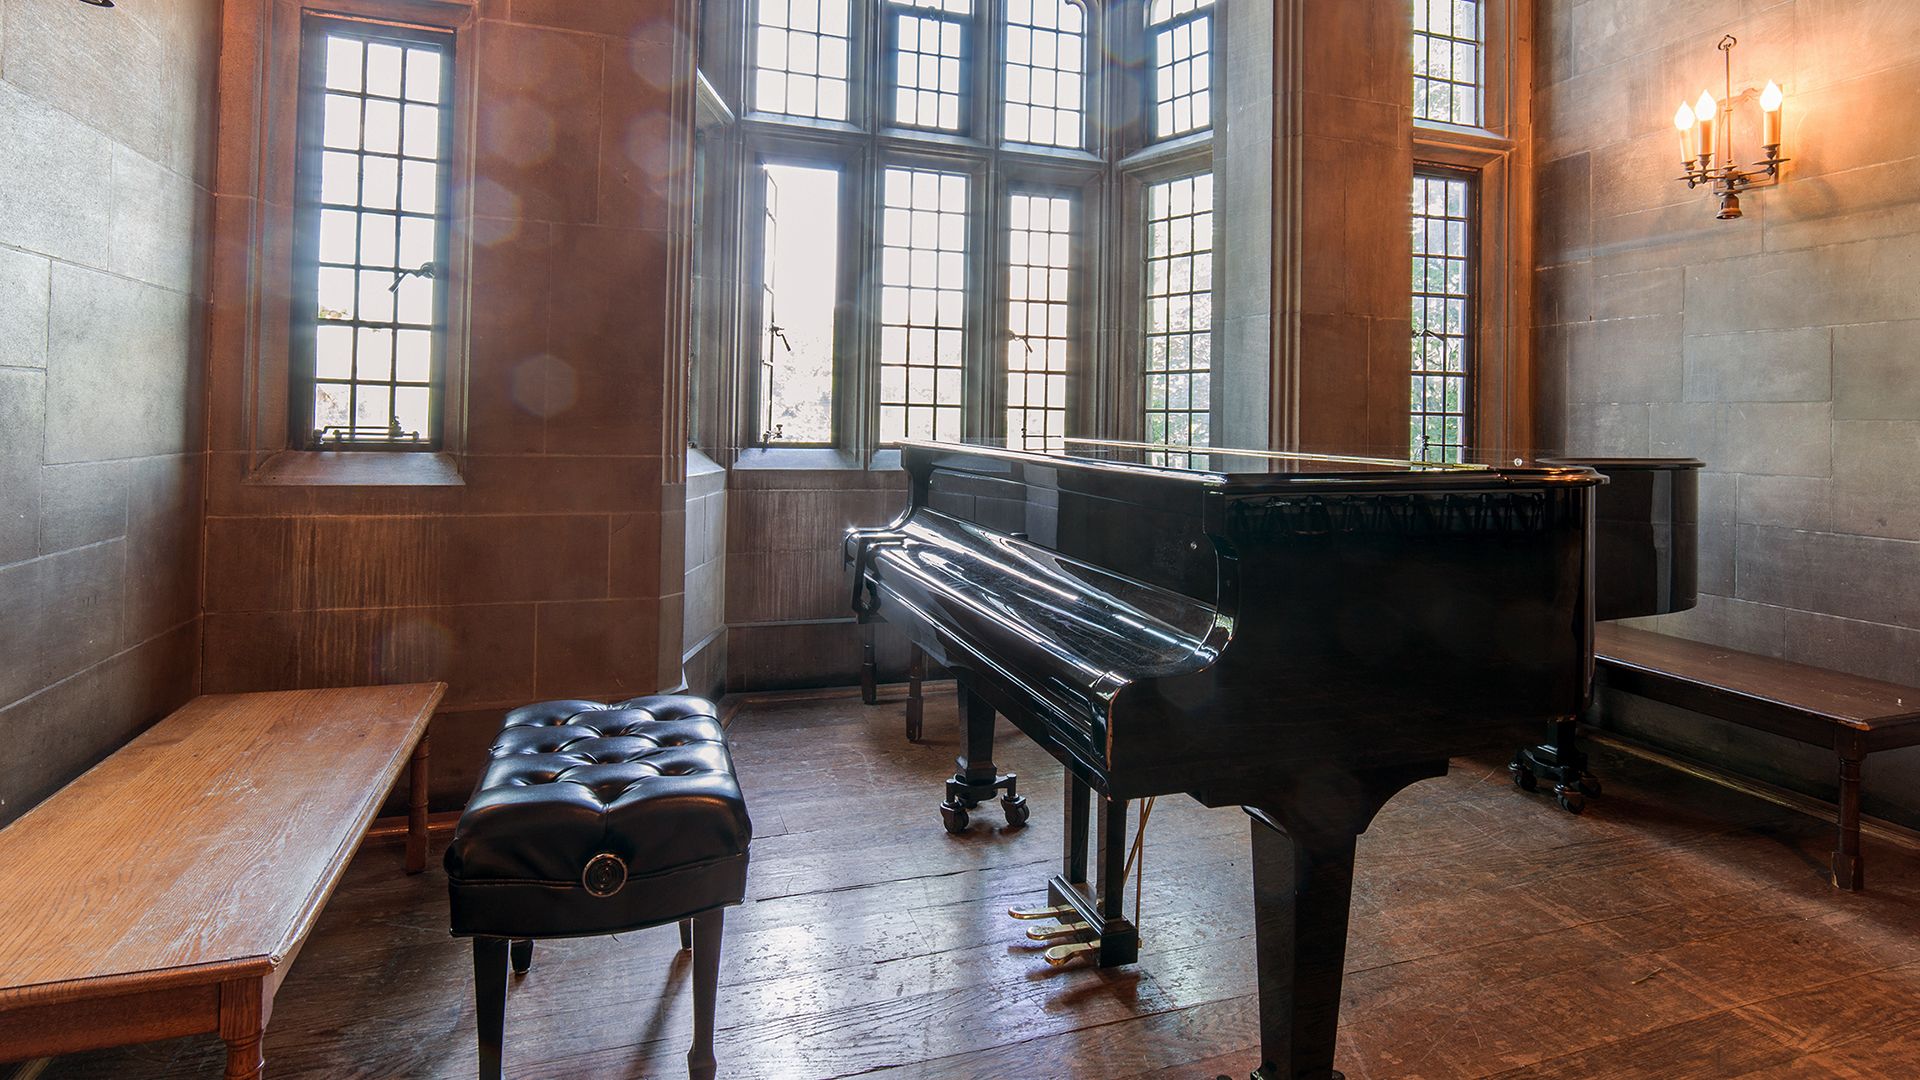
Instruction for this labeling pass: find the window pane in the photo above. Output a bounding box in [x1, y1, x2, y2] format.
[879, 166, 969, 444]
[754, 0, 853, 121]
[301, 26, 451, 447]
[1410, 172, 1472, 462]
[1006, 193, 1072, 450]
[1148, 0, 1213, 25]
[1413, 0, 1481, 126]
[890, 6, 969, 132]
[758, 163, 841, 444]
[1144, 173, 1213, 449]
[1150, 6, 1213, 140]
[1004, 1, 1085, 149]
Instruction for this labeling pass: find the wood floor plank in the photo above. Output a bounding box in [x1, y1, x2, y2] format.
[31, 692, 1920, 1080]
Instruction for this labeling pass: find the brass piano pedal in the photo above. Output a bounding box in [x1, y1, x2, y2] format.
[1025, 921, 1093, 943]
[1043, 940, 1100, 966]
[1007, 904, 1076, 921]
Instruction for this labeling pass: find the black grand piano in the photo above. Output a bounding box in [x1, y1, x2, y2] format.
[846, 439, 1603, 1080]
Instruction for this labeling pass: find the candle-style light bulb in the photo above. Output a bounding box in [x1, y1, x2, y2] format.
[1674, 101, 1697, 168]
[1694, 90, 1717, 161]
[1760, 80, 1784, 148]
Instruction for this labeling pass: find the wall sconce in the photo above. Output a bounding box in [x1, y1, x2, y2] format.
[1671, 35, 1787, 220]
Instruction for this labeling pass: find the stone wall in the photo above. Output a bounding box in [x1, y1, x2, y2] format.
[0, 0, 218, 824]
[1535, 0, 1920, 821]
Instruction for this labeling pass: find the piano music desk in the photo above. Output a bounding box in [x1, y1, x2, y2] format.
[0, 684, 442, 1079]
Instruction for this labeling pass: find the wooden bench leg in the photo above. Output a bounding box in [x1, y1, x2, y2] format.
[405, 734, 431, 874]
[1833, 753, 1865, 891]
[473, 937, 509, 1080]
[218, 978, 267, 1080]
[510, 938, 533, 975]
[679, 916, 694, 950]
[687, 909, 724, 1080]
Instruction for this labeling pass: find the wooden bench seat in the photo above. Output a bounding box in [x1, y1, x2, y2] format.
[0, 683, 444, 1079]
[1595, 624, 1920, 890]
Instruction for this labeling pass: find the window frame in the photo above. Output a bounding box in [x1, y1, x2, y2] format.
[728, 0, 1115, 460]
[288, 14, 458, 453]
[1410, 0, 1533, 454]
[1410, 166, 1478, 462]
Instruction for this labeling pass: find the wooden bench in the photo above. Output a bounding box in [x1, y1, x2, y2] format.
[0, 683, 444, 1079]
[1596, 624, 1920, 891]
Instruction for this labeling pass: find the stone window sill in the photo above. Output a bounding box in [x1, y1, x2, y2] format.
[248, 450, 465, 487]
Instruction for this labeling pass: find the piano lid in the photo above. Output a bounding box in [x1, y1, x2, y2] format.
[903, 438, 1604, 491]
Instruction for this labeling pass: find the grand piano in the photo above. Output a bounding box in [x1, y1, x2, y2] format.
[846, 439, 1603, 1080]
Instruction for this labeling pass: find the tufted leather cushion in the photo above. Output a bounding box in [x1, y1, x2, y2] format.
[445, 696, 752, 939]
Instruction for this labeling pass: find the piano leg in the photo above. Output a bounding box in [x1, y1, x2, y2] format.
[1063, 772, 1090, 886]
[940, 684, 1028, 833]
[859, 623, 878, 706]
[905, 646, 925, 742]
[1248, 819, 1355, 1080]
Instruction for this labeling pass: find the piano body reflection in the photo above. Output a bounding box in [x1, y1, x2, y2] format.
[846, 440, 1602, 1080]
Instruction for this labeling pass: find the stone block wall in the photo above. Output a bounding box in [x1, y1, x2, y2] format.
[0, 0, 218, 824]
[1536, 0, 1920, 821]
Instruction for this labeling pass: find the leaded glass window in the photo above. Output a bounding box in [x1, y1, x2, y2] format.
[1410, 171, 1472, 462]
[878, 167, 970, 443]
[1004, 0, 1086, 149]
[1149, 0, 1213, 140]
[1413, 0, 1481, 126]
[295, 20, 453, 449]
[1005, 192, 1073, 449]
[1144, 173, 1214, 448]
[888, 0, 971, 131]
[754, 0, 853, 121]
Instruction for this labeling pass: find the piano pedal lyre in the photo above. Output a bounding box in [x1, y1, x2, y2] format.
[1025, 921, 1093, 942]
[1007, 904, 1076, 921]
[1043, 940, 1100, 966]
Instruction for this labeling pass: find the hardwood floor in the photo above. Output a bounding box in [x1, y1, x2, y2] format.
[33, 688, 1920, 1079]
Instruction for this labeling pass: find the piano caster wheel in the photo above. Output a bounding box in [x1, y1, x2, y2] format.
[1509, 757, 1537, 792]
[1001, 794, 1030, 829]
[1554, 785, 1586, 815]
[940, 802, 971, 834]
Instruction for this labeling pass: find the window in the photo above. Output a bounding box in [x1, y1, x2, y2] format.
[1410, 171, 1472, 462]
[292, 19, 454, 449]
[754, 0, 853, 121]
[878, 167, 970, 443]
[1413, 0, 1481, 127]
[1005, 192, 1072, 449]
[1149, 0, 1214, 140]
[719, 1, 1220, 454]
[759, 163, 843, 444]
[1004, 0, 1086, 148]
[887, 0, 971, 132]
[1144, 173, 1213, 448]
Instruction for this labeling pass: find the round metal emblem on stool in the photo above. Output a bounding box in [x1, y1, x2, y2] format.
[582, 853, 628, 897]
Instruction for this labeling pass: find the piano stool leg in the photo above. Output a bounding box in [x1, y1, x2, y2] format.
[687, 908, 725, 1080]
[859, 624, 878, 706]
[471, 936, 509, 1080]
[906, 646, 925, 742]
[1248, 818, 1355, 1080]
[940, 684, 1027, 833]
[1510, 715, 1602, 814]
[509, 938, 533, 975]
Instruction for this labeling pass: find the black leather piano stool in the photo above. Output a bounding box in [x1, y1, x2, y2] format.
[445, 696, 752, 1080]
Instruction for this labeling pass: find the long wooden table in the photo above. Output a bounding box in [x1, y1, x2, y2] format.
[0, 683, 444, 1078]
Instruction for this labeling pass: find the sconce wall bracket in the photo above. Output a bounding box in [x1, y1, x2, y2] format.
[1673, 35, 1788, 220]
